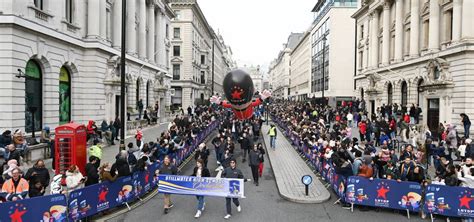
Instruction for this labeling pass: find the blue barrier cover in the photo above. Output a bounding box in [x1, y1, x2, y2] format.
[424, 184, 474, 218]
[0, 194, 68, 222]
[158, 175, 245, 198]
[68, 175, 137, 220]
[345, 176, 423, 212]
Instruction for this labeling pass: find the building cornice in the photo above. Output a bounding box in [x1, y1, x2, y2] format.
[0, 15, 169, 74]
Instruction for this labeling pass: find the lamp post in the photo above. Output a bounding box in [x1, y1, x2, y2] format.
[119, 0, 127, 151]
[321, 34, 327, 107]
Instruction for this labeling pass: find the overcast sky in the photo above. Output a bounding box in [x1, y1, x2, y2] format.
[198, 0, 315, 72]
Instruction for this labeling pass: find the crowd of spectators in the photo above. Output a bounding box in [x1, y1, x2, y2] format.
[0, 105, 219, 203]
[269, 99, 474, 209]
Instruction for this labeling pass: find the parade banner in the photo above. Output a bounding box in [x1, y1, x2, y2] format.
[158, 175, 245, 198]
[0, 194, 68, 222]
[424, 184, 474, 218]
[345, 176, 423, 212]
[68, 175, 137, 220]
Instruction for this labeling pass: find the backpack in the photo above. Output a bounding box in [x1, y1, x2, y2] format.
[128, 151, 138, 165]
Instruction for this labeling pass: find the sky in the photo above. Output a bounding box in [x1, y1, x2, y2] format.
[198, 0, 315, 73]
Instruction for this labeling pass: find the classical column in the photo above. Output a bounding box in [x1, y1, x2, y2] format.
[409, 0, 419, 57]
[99, 0, 107, 39]
[394, 0, 403, 61]
[147, 3, 155, 63]
[370, 10, 379, 68]
[382, 2, 390, 65]
[155, 10, 161, 65]
[363, 18, 369, 69]
[452, 0, 461, 42]
[461, 0, 474, 39]
[112, 0, 122, 48]
[127, 0, 137, 55]
[160, 13, 167, 66]
[138, 0, 147, 59]
[87, 0, 100, 38]
[428, 0, 440, 51]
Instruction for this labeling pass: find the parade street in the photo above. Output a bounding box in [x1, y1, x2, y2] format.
[106, 129, 424, 222]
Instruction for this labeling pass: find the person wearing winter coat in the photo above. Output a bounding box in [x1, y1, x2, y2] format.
[446, 124, 458, 160]
[111, 150, 131, 178]
[257, 143, 266, 177]
[1, 168, 29, 201]
[357, 156, 374, 179]
[248, 145, 262, 186]
[24, 159, 50, 192]
[191, 159, 211, 218]
[85, 156, 99, 186]
[458, 167, 474, 188]
[99, 162, 117, 183]
[195, 143, 210, 168]
[65, 165, 84, 193]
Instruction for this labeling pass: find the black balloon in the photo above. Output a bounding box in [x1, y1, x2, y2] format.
[223, 69, 255, 106]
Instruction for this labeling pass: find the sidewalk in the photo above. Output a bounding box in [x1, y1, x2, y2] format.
[262, 124, 330, 204]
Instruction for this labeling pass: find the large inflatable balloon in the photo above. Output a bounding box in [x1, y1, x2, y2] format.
[210, 69, 271, 120]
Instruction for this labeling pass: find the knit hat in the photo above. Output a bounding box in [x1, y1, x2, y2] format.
[466, 138, 472, 144]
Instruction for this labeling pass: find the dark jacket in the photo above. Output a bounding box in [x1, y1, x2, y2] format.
[191, 167, 211, 177]
[238, 137, 251, 150]
[85, 163, 99, 186]
[195, 148, 210, 162]
[24, 166, 50, 188]
[112, 157, 131, 178]
[159, 163, 178, 175]
[249, 149, 261, 166]
[8, 149, 22, 165]
[28, 185, 45, 197]
[222, 167, 244, 179]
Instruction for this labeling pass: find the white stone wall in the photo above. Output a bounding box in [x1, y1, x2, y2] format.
[290, 32, 311, 99]
[0, 0, 173, 132]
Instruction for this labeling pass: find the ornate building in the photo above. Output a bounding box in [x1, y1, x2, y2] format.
[0, 0, 174, 133]
[169, 0, 234, 109]
[353, 0, 474, 134]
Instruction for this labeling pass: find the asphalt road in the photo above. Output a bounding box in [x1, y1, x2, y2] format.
[106, 128, 429, 222]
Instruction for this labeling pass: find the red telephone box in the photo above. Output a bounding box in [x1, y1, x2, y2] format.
[55, 123, 87, 175]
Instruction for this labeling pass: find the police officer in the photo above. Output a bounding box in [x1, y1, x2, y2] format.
[222, 158, 250, 219]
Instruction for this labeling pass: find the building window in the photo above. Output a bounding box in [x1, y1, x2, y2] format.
[59, 66, 71, 124]
[423, 20, 429, 49]
[401, 81, 408, 107]
[173, 64, 180, 80]
[201, 55, 205, 65]
[173, 27, 180, 39]
[404, 28, 410, 56]
[434, 66, 440, 80]
[174, 10, 181, 20]
[65, 0, 73, 23]
[387, 83, 393, 105]
[200, 71, 205, 84]
[34, 0, 44, 10]
[166, 24, 169, 39]
[173, 46, 180, 57]
[25, 60, 43, 133]
[444, 9, 453, 42]
[136, 79, 141, 110]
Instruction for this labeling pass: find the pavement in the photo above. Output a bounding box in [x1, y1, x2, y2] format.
[261, 124, 330, 203]
[105, 125, 426, 222]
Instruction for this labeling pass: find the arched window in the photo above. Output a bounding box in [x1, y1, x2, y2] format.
[417, 79, 424, 106]
[25, 60, 42, 132]
[401, 81, 408, 107]
[59, 66, 71, 124]
[136, 78, 140, 109]
[387, 83, 393, 105]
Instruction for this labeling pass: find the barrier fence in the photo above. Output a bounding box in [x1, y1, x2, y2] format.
[271, 115, 474, 220]
[0, 121, 218, 222]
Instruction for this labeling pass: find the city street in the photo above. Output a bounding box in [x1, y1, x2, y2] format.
[107, 130, 424, 222]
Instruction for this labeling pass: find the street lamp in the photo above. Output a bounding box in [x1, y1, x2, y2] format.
[119, 0, 127, 151]
[321, 33, 327, 107]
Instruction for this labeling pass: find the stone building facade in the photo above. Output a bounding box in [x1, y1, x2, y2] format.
[353, 0, 474, 134]
[0, 0, 174, 133]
